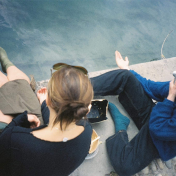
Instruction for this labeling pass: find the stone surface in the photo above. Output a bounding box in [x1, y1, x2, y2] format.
[37, 57, 176, 176]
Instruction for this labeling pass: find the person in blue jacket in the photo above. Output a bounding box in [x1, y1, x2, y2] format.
[91, 51, 176, 176]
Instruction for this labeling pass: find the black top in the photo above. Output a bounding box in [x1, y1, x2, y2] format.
[0, 103, 92, 176]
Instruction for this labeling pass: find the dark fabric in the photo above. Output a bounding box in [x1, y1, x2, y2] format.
[118, 71, 155, 130]
[130, 70, 170, 102]
[41, 100, 50, 124]
[0, 122, 8, 133]
[91, 69, 159, 176]
[0, 79, 43, 125]
[130, 70, 176, 161]
[91, 69, 130, 96]
[0, 112, 92, 176]
[149, 98, 176, 161]
[106, 126, 159, 176]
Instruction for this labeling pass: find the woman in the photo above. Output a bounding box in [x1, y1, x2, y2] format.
[91, 51, 176, 176]
[0, 48, 93, 176]
[0, 47, 43, 129]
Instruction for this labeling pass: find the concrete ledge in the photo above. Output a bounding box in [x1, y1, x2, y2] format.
[89, 57, 176, 81]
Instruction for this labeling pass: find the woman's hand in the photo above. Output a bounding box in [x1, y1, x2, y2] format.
[167, 79, 176, 102]
[115, 51, 130, 70]
[27, 114, 40, 128]
[37, 87, 47, 105]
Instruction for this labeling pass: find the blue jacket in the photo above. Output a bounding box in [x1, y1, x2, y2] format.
[130, 70, 176, 161]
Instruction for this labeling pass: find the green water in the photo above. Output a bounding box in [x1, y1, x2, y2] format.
[0, 0, 176, 80]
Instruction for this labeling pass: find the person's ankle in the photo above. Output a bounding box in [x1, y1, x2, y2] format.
[108, 102, 130, 132]
[0, 48, 13, 73]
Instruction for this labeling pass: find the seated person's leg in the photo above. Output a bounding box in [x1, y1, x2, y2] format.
[108, 102, 130, 132]
[0, 110, 13, 133]
[0, 70, 11, 133]
[107, 103, 159, 176]
[118, 70, 155, 130]
[0, 71, 8, 88]
[91, 68, 154, 130]
[6, 66, 30, 84]
[0, 47, 43, 125]
[0, 47, 14, 73]
[115, 50, 155, 129]
[91, 69, 131, 96]
[106, 124, 159, 176]
[0, 111, 13, 124]
[0, 47, 30, 83]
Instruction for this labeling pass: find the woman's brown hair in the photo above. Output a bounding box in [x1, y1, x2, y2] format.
[47, 66, 93, 130]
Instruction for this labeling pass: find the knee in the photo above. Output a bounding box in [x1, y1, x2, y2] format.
[115, 69, 134, 80]
[112, 69, 134, 83]
[0, 79, 8, 87]
[122, 69, 134, 78]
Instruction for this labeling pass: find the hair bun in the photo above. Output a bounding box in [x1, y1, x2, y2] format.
[69, 102, 88, 118]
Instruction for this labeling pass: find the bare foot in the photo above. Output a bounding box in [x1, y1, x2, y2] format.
[115, 51, 130, 70]
[37, 87, 47, 105]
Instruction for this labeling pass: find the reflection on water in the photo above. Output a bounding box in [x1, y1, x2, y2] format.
[0, 0, 176, 80]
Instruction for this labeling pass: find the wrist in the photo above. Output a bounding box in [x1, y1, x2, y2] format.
[167, 94, 175, 102]
[120, 67, 130, 70]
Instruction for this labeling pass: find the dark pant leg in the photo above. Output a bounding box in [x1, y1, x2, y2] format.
[91, 69, 154, 129]
[91, 69, 132, 96]
[118, 71, 155, 130]
[106, 122, 159, 176]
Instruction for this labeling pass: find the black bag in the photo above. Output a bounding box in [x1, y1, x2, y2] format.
[87, 99, 108, 123]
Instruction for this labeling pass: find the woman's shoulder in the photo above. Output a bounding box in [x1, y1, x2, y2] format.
[11, 125, 46, 136]
[75, 119, 92, 141]
[10, 126, 32, 135]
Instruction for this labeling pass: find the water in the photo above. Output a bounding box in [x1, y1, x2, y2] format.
[0, 0, 176, 81]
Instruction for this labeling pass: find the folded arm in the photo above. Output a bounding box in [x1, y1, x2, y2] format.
[149, 79, 176, 141]
[130, 70, 169, 102]
[0, 112, 30, 166]
[149, 99, 176, 141]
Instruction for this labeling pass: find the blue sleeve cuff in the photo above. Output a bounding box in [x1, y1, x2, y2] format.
[164, 98, 175, 107]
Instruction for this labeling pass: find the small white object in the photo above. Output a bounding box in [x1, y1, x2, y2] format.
[173, 71, 176, 77]
[91, 136, 100, 144]
[173, 71, 176, 83]
[63, 137, 68, 142]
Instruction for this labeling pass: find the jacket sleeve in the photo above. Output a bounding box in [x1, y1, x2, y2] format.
[149, 98, 176, 141]
[0, 111, 29, 169]
[130, 70, 170, 102]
